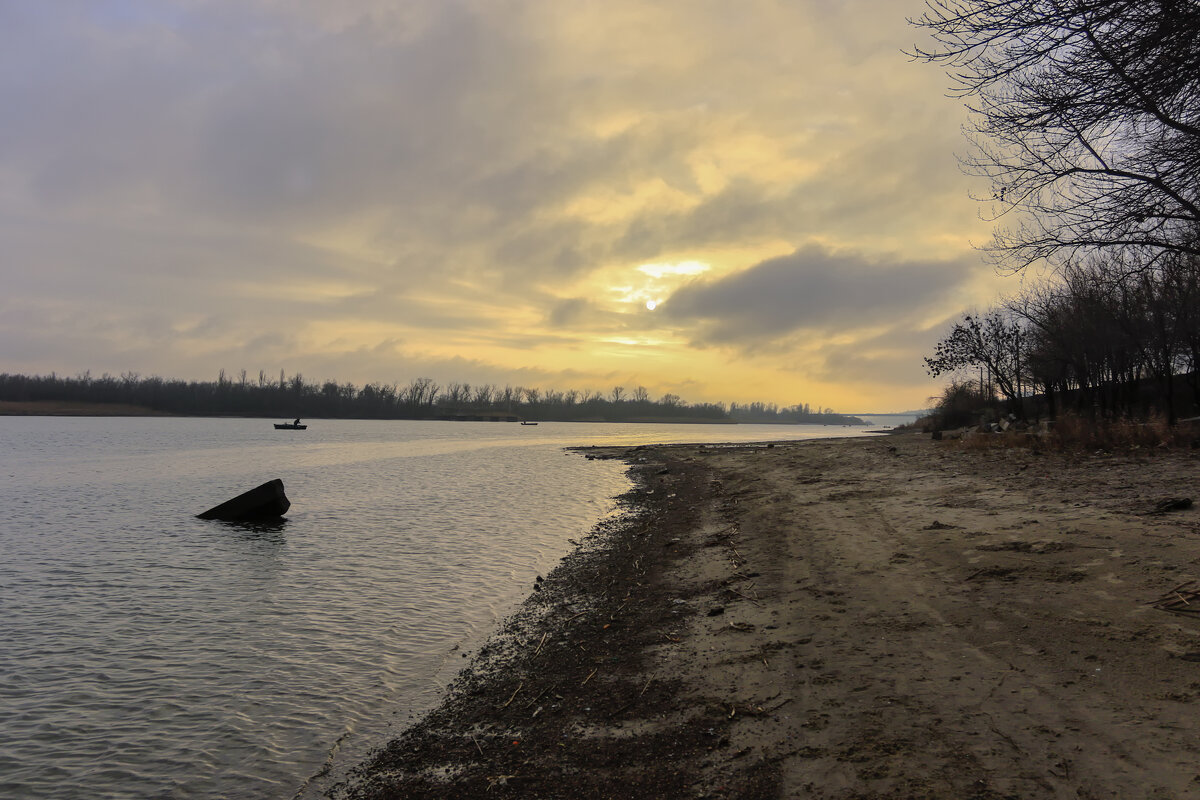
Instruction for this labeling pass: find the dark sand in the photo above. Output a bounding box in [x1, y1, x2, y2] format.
[331, 433, 1200, 799]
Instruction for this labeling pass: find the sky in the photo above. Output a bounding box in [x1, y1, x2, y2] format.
[0, 0, 1017, 412]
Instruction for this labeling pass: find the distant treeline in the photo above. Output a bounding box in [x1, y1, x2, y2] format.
[0, 370, 863, 425]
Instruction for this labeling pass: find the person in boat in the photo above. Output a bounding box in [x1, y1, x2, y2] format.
[293, 418, 301, 427]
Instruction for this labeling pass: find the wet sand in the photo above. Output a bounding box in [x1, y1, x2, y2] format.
[332, 433, 1200, 799]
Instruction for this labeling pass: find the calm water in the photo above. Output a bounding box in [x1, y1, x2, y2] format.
[0, 417, 891, 800]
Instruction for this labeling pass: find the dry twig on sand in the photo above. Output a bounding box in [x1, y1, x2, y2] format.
[1151, 581, 1200, 614]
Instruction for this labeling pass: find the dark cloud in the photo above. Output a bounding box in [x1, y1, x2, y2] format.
[547, 298, 590, 327]
[810, 323, 949, 386]
[660, 245, 976, 347]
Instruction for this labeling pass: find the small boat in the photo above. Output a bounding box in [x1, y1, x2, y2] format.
[520, 421, 538, 426]
[274, 422, 307, 430]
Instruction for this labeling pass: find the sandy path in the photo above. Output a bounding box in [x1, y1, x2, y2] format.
[335, 433, 1200, 799]
[679, 435, 1200, 798]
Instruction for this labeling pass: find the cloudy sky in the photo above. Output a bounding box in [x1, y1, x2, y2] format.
[0, 0, 1015, 412]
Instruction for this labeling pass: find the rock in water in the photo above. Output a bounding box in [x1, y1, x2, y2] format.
[198, 478, 291, 520]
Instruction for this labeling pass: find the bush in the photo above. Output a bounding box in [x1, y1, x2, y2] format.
[1048, 413, 1185, 451]
[929, 381, 996, 430]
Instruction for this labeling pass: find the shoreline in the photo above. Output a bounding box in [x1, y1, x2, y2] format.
[0, 401, 878, 426]
[0, 400, 176, 416]
[331, 434, 1200, 798]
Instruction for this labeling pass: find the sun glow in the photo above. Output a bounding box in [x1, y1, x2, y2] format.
[637, 260, 710, 279]
[598, 259, 712, 313]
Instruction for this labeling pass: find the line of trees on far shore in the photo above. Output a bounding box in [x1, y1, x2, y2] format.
[0, 370, 863, 425]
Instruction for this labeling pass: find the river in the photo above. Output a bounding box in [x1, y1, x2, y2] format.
[0, 417, 902, 799]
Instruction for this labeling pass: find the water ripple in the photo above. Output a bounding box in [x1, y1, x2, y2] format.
[0, 417, 880, 799]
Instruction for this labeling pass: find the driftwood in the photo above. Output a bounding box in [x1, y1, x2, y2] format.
[1150, 582, 1200, 614]
[1152, 497, 1194, 514]
[500, 681, 523, 709]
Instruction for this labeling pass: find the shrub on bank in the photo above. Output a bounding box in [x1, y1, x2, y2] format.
[926, 380, 1000, 431]
[943, 413, 1198, 452]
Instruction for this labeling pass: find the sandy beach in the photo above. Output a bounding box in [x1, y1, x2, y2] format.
[332, 433, 1200, 799]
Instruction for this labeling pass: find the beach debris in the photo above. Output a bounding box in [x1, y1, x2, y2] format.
[522, 686, 553, 710]
[706, 606, 726, 617]
[923, 520, 961, 530]
[1152, 497, 1193, 514]
[500, 681, 524, 708]
[197, 478, 290, 521]
[964, 566, 1021, 582]
[723, 586, 762, 606]
[486, 775, 518, 791]
[1151, 582, 1200, 615]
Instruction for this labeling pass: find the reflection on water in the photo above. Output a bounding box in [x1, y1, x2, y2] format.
[0, 417, 880, 800]
[217, 517, 290, 538]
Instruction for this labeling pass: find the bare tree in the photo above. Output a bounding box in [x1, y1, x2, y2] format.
[441, 382, 471, 407]
[402, 377, 437, 408]
[926, 309, 1027, 416]
[472, 384, 495, 406]
[912, 0, 1200, 269]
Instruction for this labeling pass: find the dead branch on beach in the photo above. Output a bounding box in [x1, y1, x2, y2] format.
[1150, 582, 1200, 615]
[500, 681, 523, 708]
[723, 586, 762, 606]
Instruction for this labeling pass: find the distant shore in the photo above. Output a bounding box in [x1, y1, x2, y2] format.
[0, 400, 172, 416]
[331, 433, 1200, 799]
[0, 401, 867, 425]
